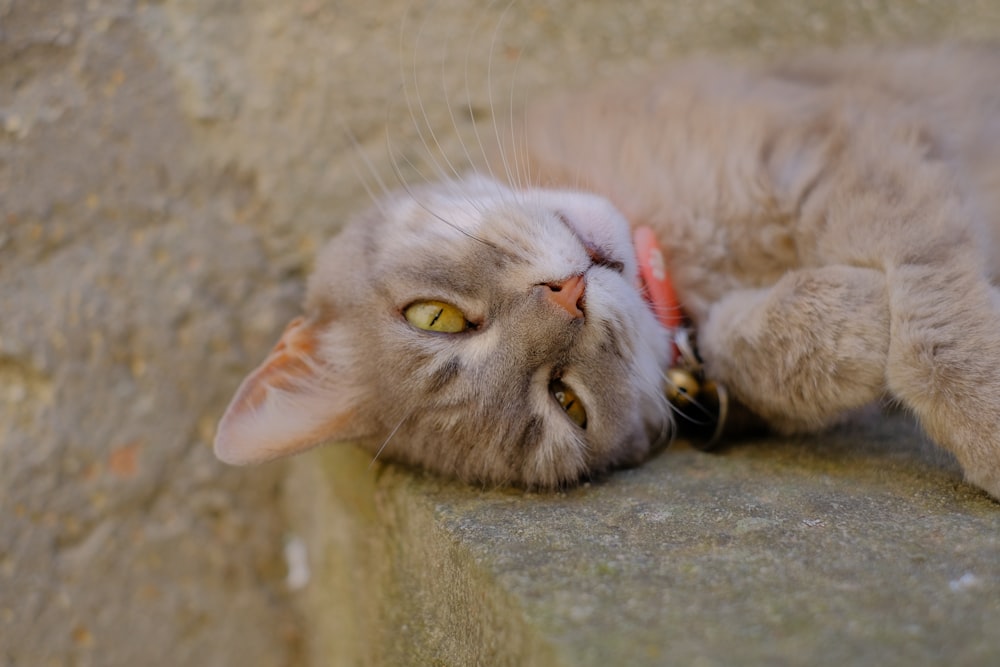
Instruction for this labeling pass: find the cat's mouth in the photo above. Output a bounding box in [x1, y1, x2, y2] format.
[587, 246, 626, 274]
[553, 210, 626, 275]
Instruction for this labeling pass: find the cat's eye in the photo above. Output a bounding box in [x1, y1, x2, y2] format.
[404, 300, 472, 333]
[550, 379, 587, 428]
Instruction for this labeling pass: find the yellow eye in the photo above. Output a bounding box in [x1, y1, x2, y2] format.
[404, 300, 471, 333]
[551, 379, 587, 428]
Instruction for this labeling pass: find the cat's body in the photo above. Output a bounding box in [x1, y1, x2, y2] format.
[216, 45, 1000, 499]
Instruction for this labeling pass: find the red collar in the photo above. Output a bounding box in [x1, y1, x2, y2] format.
[635, 227, 738, 447]
[633, 226, 681, 364]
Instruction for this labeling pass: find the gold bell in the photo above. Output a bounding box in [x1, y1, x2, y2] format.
[664, 329, 729, 449]
[665, 368, 700, 407]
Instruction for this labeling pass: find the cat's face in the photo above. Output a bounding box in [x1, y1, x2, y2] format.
[215, 176, 671, 488]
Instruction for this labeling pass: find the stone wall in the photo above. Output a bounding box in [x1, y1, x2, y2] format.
[2, 1, 999, 665]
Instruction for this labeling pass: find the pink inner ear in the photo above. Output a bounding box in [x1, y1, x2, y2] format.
[214, 315, 360, 465]
[231, 316, 317, 413]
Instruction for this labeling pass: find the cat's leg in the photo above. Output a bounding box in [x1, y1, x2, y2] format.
[883, 257, 1000, 498]
[821, 140, 1000, 499]
[701, 155, 1000, 499]
[698, 265, 890, 434]
[698, 256, 1000, 500]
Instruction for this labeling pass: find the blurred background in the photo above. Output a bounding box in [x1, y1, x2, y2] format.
[2, 1, 999, 664]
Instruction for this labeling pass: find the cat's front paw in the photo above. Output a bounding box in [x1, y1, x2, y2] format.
[698, 266, 889, 433]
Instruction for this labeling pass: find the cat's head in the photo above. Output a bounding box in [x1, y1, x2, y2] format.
[214, 175, 671, 488]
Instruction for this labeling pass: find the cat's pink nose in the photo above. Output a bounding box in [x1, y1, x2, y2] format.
[545, 274, 586, 319]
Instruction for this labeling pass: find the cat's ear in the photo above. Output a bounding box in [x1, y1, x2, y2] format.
[214, 315, 368, 465]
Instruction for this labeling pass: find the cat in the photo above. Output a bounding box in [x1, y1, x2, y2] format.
[214, 45, 1000, 499]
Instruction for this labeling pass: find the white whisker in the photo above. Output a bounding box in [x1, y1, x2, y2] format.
[442, 42, 477, 174]
[340, 124, 390, 216]
[386, 128, 497, 248]
[486, 0, 519, 191]
[370, 416, 408, 469]
[507, 40, 530, 192]
[462, 3, 502, 186]
[401, 0, 463, 184]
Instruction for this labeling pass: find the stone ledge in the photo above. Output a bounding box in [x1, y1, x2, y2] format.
[285, 412, 1000, 666]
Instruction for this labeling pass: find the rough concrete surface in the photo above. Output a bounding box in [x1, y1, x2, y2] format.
[2, 1, 1000, 666]
[290, 414, 1000, 666]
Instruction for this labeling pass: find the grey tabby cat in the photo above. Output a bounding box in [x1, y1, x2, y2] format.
[215, 46, 1000, 499]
